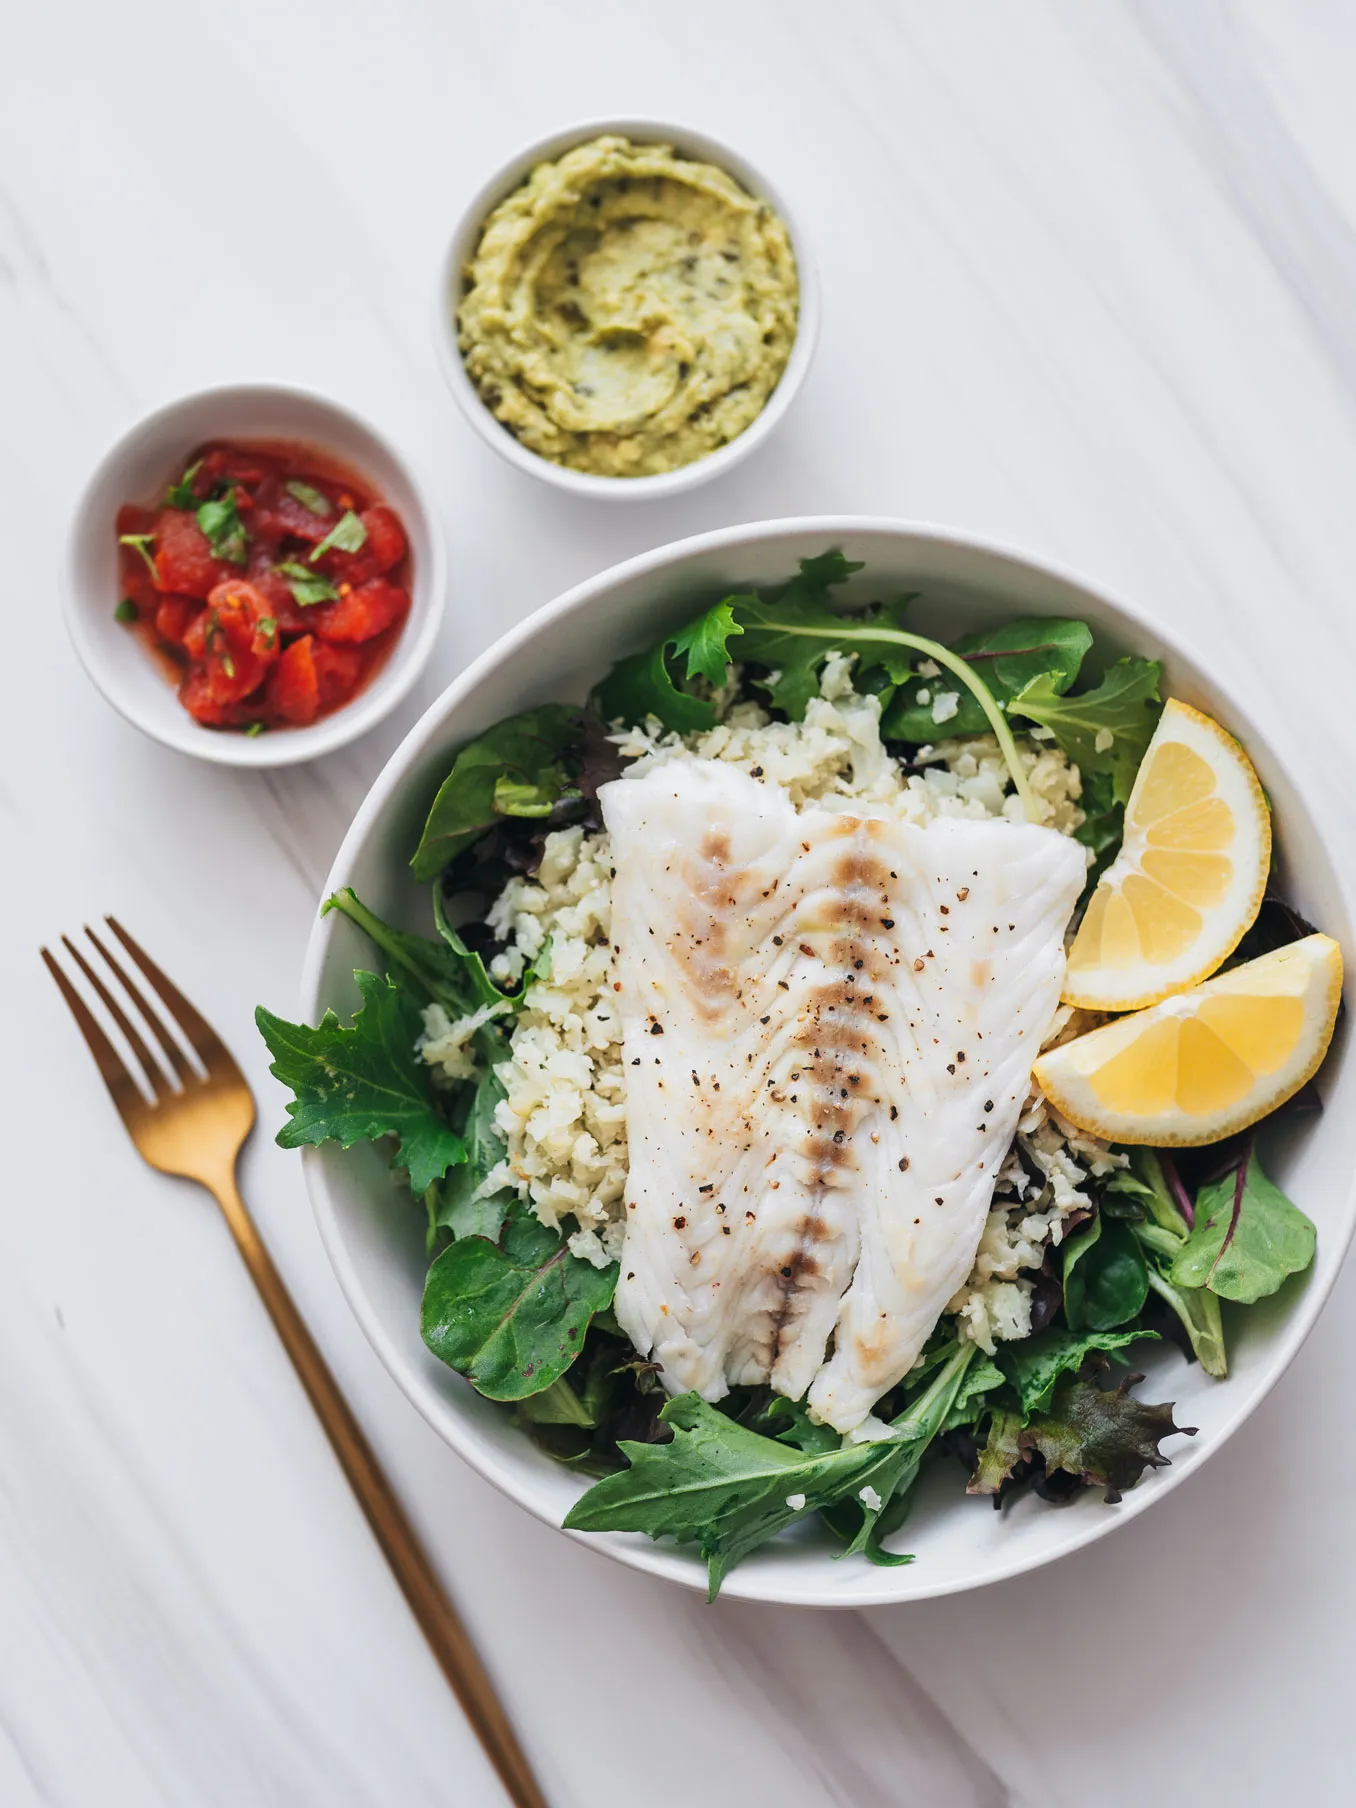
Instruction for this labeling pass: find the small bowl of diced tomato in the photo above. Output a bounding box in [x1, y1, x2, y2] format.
[67, 385, 446, 766]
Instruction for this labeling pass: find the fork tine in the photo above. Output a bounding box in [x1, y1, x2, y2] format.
[83, 927, 195, 1087]
[104, 916, 235, 1074]
[62, 935, 170, 1100]
[41, 946, 143, 1122]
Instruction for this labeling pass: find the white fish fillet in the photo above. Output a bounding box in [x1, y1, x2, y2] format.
[601, 760, 1085, 1432]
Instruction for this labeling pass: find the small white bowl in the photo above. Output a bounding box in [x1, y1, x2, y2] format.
[66, 384, 447, 768]
[299, 518, 1354, 1607]
[435, 117, 820, 501]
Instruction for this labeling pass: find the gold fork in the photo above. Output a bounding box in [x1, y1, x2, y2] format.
[43, 918, 547, 1808]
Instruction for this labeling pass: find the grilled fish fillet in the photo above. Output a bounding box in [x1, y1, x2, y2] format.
[600, 760, 1085, 1432]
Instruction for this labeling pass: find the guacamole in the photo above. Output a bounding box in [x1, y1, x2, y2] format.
[457, 135, 800, 478]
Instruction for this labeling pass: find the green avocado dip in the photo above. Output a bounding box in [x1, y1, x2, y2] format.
[457, 135, 800, 478]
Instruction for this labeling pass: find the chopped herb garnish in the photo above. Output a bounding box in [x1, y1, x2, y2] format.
[285, 479, 333, 518]
[165, 458, 203, 510]
[196, 492, 249, 565]
[257, 616, 279, 648]
[308, 508, 366, 563]
[114, 597, 139, 623]
[245, 722, 267, 737]
[277, 560, 340, 607]
[118, 533, 158, 580]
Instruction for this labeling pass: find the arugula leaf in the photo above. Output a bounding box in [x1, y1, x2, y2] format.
[997, 1326, 1155, 1419]
[277, 560, 340, 607]
[673, 599, 745, 686]
[967, 1407, 1025, 1495]
[1009, 657, 1162, 805]
[1022, 1372, 1195, 1503]
[285, 478, 333, 517]
[165, 458, 203, 510]
[421, 1203, 617, 1401]
[255, 972, 465, 1194]
[196, 492, 248, 565]
[1062, 1215, 1149, 1330]
[1170, 1146, 1316, 1304]
[309, 508, 367, 563]
[565, 1341, 974, 1598]
[119, 533, 159, 580]
[411, 705, 584, 881]
[322, 887, 505, 1017]
[881, 618, 1092, 742]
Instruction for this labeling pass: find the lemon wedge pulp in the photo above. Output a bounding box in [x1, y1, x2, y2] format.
[1063, 698, 1271, 1011]
[1035, 935, 1342, 1146]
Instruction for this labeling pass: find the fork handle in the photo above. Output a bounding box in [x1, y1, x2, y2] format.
[211, 1171, 547, 1808]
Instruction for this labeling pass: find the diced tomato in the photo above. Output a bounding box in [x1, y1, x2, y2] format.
[196, 443, 283, 491]
[153, 508, 239, 599]
[178, 666, 265, 729]
[250, 474, 352, 550]
[244, 550, 311, 634]
[116, 503, 156, 539]
[267, 636, 321, 725]
[307, 577, 409, 644]
[312, 505, 407, 586]
[312, 640, 363, 708]
[266, 636, 365, 725]
[154, 594, 202, 646]
[118, 439, 410, 735]
[184, 581, 280, 704]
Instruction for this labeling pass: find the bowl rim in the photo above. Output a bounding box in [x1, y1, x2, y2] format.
[432, 114, 820, 501]
[299, 513, 1356, 1606]
[64, 380, 448, 769]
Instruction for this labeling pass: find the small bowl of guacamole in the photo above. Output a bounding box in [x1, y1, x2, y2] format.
[438, 120, 817, 497]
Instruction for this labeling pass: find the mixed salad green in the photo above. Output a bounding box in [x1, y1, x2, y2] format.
[258, 553, 1320, 1597]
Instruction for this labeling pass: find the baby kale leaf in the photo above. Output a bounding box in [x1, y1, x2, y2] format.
[1170, 1145, 1316, 1304]
[881, 617, 1092, 742]
[255, 971, 465, 1194]
[1009, 656, 1162, 805]
[421, 1203, 617, 1402]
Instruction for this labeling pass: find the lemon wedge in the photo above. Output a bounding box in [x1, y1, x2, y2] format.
[1062, 699, 1271, 1011]
[1034, 934, 1342, 1146]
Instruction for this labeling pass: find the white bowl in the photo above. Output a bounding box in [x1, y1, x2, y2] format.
[434, 117, 819, 500]
[66, 384, 447, 768]
[299, 518, 1354, 1606]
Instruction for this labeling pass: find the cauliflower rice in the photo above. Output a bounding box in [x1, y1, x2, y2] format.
[420, 659, 1125, 1358]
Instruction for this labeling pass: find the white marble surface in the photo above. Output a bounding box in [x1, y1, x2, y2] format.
[5, 1, 1356, 1801]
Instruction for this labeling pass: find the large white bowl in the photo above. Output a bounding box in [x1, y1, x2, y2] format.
[299, 518, 1354, 1606]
